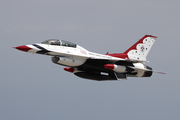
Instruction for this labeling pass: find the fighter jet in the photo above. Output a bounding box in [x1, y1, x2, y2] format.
[14, 35, 165, 81]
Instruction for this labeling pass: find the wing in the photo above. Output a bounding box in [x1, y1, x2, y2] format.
[77, 58, 133, 73]
[89, 56, 148, 63]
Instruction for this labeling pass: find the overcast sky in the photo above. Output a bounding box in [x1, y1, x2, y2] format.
[1, 0, 180, 120]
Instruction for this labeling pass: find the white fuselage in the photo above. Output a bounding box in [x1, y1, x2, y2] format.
[26, 43, 123, 67]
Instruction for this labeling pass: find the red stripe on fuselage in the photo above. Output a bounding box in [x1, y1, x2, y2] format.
[106, 53, 128, 59]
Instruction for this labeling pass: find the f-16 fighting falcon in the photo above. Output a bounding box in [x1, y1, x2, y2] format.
[14, 35, 165, 81]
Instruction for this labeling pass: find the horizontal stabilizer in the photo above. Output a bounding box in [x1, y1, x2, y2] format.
[128, 66, 166, 74]
[124, 59, 149, 63]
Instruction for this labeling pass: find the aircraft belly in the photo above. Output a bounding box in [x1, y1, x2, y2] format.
[77, 59, 113, 73]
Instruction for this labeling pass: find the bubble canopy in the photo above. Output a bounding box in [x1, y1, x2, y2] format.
[41, 39, 77, 48]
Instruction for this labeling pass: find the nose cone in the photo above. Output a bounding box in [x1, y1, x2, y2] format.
[13, 45, 32, 52]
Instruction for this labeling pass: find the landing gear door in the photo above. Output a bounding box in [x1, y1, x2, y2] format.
[114, 72, 127, 80]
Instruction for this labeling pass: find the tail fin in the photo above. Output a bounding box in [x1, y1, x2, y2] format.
[124, 35, 157, 61]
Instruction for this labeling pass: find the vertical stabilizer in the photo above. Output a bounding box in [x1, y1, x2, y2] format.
[124, 35, 157, 61]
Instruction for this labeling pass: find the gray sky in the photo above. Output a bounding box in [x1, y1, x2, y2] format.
[1, 0, 180, 120]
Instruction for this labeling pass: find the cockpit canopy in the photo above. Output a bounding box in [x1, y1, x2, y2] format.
[41, 39, 77, 48]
